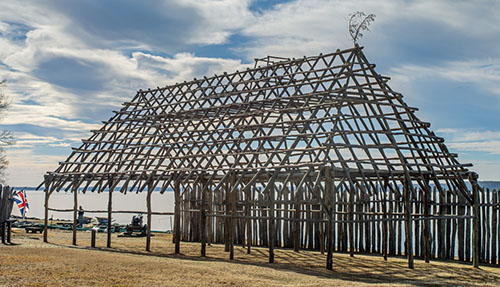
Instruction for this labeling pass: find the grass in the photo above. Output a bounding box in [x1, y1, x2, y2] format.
[0, 228, 499, 286]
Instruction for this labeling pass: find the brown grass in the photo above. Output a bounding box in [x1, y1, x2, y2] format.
[1, 228, 499, 286]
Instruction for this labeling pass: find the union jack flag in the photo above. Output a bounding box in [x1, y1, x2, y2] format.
[13, 190, 29, 218]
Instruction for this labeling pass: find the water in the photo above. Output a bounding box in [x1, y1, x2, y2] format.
[17, 189, 175, 232]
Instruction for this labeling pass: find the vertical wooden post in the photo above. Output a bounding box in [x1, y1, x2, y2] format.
[72, 177, 78, 246]
[349, 181, 355, 257]
[423, 176, 431, 263]
[294, 182, 301, 252]
[246, 185, 252, 254]
[208, 182, 213, 246]
[404, 178, 414, 269]
[201, 179, 207, 257]
[43, 177, 51, 243]
[225, 178, 230, 252]
[269, 184, 275, 263]
[472, 173, 480, 268]
[91, 229, 96, 248]
[107, 179, 113, 248]
[382, 178, 388, 261]
[229, 173, 236, 260]
[6, 220, 11, 244]
[174, 180, 181, 254]
[146, 179, 153, 252]
[326, 167, 334, 270]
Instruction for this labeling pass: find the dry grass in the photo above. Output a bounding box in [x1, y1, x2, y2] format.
[1, 228, 499, 287]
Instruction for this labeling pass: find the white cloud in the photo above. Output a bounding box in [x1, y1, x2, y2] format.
[437, 129, 500, 155]
[390, 59, 500, 98]
[448, 141, 500, 155]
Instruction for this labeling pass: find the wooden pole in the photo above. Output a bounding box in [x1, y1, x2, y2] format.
[326, 167, 333, 270]
[472, 173, 480, 268]
[404, 178, 414, 269]
[72, 178, 78, 246]
[146, 179, 153, 252]
[382, 178, 388, 261]
[43, 178, 50, 243]
[293, 182, 300, 252]
[423, 176, 431, 263]
[229, 173, 236, 260]
[208, 182, 213, 246]
[349, 182, 355, 257]
[107, 179, 113, 248]
[174, 180, 181, 254]
[201, 180, 207, 257]
[246, 185, 252, 254]
[269, 185, 275, 263]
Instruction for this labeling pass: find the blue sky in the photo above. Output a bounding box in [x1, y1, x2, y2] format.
[0, 0, 499, 186]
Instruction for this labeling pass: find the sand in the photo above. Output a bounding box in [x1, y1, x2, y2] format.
[0, 228, 499, 286]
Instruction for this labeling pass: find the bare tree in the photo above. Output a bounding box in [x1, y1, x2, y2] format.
[348, 12, 376, 45]
[0, 81, 14, 183]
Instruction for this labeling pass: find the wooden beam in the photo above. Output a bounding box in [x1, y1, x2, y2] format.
[107, 179, 113, 248]
[72, 177, 78, 246]
[201, 179, 207, 257]
[174, 180, 181, 254]
[146, 178, 153, 252]
[43, 178, 51, 243]
[404, 178, 414, 269]
[471, 173, 480, 268]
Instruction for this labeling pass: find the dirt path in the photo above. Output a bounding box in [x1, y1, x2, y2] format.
[1, 229, 499, 286]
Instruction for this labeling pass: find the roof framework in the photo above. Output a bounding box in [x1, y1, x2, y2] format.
[40, 46, 482, 269]
[42, 46, 472, 196]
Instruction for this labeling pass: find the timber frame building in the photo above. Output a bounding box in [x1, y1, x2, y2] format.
[40, 45, 481, 269]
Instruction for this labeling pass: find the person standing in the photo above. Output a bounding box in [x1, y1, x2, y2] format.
[78, 206, 84, 227]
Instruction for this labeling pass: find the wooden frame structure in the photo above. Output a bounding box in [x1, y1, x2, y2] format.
[39, 45, 481, 269]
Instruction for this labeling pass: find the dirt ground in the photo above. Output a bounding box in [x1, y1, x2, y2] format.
[1, 228, 499, 287]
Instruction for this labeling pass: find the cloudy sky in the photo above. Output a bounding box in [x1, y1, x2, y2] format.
[0, 0, 499, 187]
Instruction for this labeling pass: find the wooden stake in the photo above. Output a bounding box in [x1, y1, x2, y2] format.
[72, 177, 78, 246]
[326, 167, 333, 270]
[146, 179, 153, 252]
[201, 180, 207, 257]
[472, 174, 480, 268]
[423, 177, 431, 263]
[43, 178, 50, 243]
[269, 185, 275, 263]
[107, 179, 113, 248]
[246, 185, 252, 254]
[174, 180, 181, 254]
[404, 178, 414, 269]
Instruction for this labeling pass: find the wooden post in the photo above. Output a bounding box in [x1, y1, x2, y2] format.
[404, 178, 414, 269]
[326, 167, 334, 270]
[43, 178, 51, 243]
[146, 179, 153, 252]
[246, 185, 252, 254]
[269, 185, 275, 263]
[174, 180, 181, 254]
[107, 179, 113, 248]
[382, 178, 388, 261]
[229, 174, 236, 260]
[349, 182, 355, 257]
[91, 229, 96, 248]
[294, 182, 301, 252]
[423, 176, 431, 263]
[472, 173, 480, 268]
[208, 182, 213, 246]
[6, 220, 11, 244]
[201, 180, 207, 257]
[72, 177, 78, 246]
